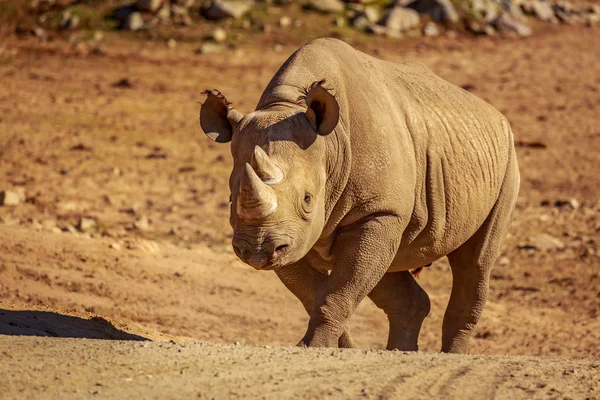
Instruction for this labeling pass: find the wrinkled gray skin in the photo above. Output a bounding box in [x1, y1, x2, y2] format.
[199, 38, 519, 353]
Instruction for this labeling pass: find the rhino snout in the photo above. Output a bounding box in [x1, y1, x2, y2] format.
[232, 237, 290, 270]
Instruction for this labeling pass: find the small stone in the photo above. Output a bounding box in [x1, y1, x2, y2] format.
[569, 198, 580, 209]
[364, 7, 380, 23]
[60, 12, 80, 30]
[521, 0, 555, 22]
[124, 12, 144, 31]
[136, 0, 162, 12]
[167, 38, 177, 49]
[352, 15, 370, 30]
[0, 190, 20, 206]
[212, 27, 227, 43]
[93, 31, 104, 41]
[423, 21, 440, 36]
[309, 0, 344, 13]
[494, 12, 532, 36]
[110, 242, 122, 251]
[196, 42, 223, 54]
[334, 16, 346, 27]
[134, 215, 150, 231]
[78, 218, 96, 232]
[279, 15, 292, 28]
[498, 256, 510, 266]
[157, 6, 170, 22]
[204, 0, 253, 20]
[534, 234, 565, 251]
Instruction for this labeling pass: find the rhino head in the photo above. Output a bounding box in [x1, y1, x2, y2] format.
[199, 82, 339, 270]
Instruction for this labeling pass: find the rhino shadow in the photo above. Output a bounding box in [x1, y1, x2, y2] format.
[0, 309, 148, 341]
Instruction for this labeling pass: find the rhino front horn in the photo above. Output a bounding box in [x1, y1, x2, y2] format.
[237, 163, 278, 219]
[251, 146, 283, 184]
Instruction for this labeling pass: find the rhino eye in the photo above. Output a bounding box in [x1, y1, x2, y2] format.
[304, 193, 312, 204]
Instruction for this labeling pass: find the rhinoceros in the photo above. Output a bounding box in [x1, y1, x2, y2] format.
[199, 38, 519, 353]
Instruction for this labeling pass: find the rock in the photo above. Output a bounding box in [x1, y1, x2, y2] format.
[308, 0, 344, 13]
[521, 0, 556, 21]
[471, 0, 500, 23]
[157, 6, 171, 22]
[364, 6, 380, 23]
[196, 42, 223, 54]
[124, 12, 145, 31]
[352, 15, 370, 30]
[494, 12, 532, 35]
[109, 242, 122, 251]
[534, 234, 565, 251]
[498, 256, 511, 266]
[171, 5, 192, 26]
[334, 16, 346, 27]
[212, 27, 227, 42]
[78, 217, 96, 232]
[59, 11, 80, 30]
[407, 0, 459, 23]
[569, 198, 580, 209]
[0, 190, 21, 206]
[204, 0, 253, 20]
[167, 38, 177, 48]
[279, 16, 292, 28]
[136, 0, 162, 12]
[423, 21, 440, 36]
[381, 6, 420, 36]
[134, 215, 150, 231]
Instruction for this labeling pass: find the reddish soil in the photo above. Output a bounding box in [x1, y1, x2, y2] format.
[0, 21, 599, 398]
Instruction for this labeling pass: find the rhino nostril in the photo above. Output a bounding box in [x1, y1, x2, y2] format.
[275, 244, 289, 255]
[232, 245, 242, 257]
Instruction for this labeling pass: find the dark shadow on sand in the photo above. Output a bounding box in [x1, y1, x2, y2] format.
[0, 309, 148, 340]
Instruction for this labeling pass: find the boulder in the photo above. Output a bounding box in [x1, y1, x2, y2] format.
[381, 6, 420, 35]
[406, 0, 459, 23]
[308, 0, 344, 13]
[521, 0, 556, 21]
[204, 0, 253, 20]
[494, 12, 532, 35]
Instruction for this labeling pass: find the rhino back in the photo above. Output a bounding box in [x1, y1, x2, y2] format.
[259, 39, 514, 268]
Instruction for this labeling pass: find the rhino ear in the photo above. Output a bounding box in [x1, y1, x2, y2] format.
[200, 89, 244, 143]
[304, 81, 339, 136]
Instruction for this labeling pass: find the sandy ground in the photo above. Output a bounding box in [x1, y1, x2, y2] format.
[1, 336, 599, 400]
[0, 20, 599, 398]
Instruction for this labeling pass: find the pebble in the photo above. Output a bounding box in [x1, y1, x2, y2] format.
[0, 190, 20, 206]
[79, 218, 97, 232]
[212, 27, 227, 43]
[134, 215, 150, 231]
[534, 234, 565, 251]
[279, 16, 292, 28]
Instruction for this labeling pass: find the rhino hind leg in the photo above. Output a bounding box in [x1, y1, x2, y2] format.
[442, 152, 519, 354]
[368, 271, 431, 351]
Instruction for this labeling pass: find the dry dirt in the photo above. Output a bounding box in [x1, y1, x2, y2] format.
[0, 21, 599, 398]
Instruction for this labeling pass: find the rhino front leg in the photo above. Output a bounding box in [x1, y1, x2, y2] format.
[301, 215, 404, 348]
[275, 261, 356, 348]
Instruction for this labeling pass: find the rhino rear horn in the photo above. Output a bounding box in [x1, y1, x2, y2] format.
[251, 146, 283, 184]
[304, 80, 339, 136]
[200, 89, 244, 143]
